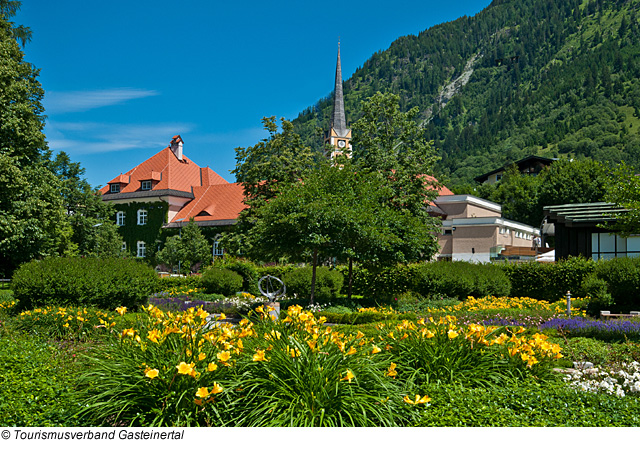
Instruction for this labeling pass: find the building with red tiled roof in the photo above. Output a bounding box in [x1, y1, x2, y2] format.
[100, 135, 245, 258]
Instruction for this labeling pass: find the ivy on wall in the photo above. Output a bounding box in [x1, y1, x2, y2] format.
[113, 201, 168, 261]
[112, 201, 235, 265]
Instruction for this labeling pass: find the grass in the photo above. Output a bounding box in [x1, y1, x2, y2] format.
[0, 320, 86, 426]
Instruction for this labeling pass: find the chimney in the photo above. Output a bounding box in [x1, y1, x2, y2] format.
[170, 135, 183, 161]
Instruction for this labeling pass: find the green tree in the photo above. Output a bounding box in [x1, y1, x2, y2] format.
[537, 158, 609, 209]
[488, 165, 542, 226]
[242, 159, 438, 304]
[180, 218, 211, 274]
[0, 3, 47, 164]
[50, 151, 122, 257]
[0, 1, 32, 46]
[351, 92, 441, 219]
[225, 117, 320, 255]
[157, 219, 211, 274]
[605, 162, 640, 235]
[0, 154, 74, 276]
[156, 235, 183, 274]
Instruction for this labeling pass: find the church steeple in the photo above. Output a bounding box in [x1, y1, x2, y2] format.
[331, 43, 348, 137]
[325, 42, 352, 158]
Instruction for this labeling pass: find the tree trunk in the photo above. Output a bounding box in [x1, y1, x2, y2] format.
[347, 257, 353, 302]
[310, 248, 318, 306]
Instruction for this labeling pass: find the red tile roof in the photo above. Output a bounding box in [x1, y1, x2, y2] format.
[171, 183, 246, 223]
[99, 145, 228, 195]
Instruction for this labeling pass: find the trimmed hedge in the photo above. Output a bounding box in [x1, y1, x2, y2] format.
[315, 310, 417, 325]
[338, 261, 510, 300]
[213, 258, 260, 294]
[502, 257, 595, 301]
[585, 257, 640, 313]
[411, 261, 510, 299]
[12, 257, 159, 311]
[157, 275, 203, 292]
[200, 267, 243, 296]
[283, 267, 344, 301]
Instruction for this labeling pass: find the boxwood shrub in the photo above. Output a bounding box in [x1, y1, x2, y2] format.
[502, 257, 595, 301]
[157, 275, 202, 292]
[12, 257, 159, 311]
[200, 267, 243, 296]
[283, 267, 343, 301]
[588, 257, 640, 312]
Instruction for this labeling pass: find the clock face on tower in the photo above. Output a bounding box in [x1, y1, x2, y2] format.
[338, 140, 346, 148]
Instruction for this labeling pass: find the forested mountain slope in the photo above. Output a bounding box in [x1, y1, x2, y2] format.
[292, 0, 640, 186]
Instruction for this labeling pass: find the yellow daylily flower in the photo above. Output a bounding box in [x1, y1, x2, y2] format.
[195, 387, 210, 398]
[385, 362, 398, 378]
[346, 346, 357, 356]
[447, 329, 459, 339]
[404, 394, 431, 405]
[253, 350, 266, 362]
[217, 351, 231, 362]
[147, 329, 162, 344]
[116, 306, 127, 316]
[144, 368, 159, 379]
[176, 361, 195, 375]
[342, 369, 355, 383]
[207, 363, 218, 372]
[211, 382, 223, 394]
[371, 345, 381, 354]
[121, 328, 135, 338]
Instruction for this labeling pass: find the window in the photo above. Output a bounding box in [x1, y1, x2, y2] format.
[137, 241, 146, 258]
[116, 211, 125, 226]
[592, 233, 640, 260]
[121, 242, 127, 252]
[137, 209, 148, 225]
[213, 241, 225, 258]
[110, 184, 120, 193]
[442, 229, 453, 235]
[141, 180, 152, 191]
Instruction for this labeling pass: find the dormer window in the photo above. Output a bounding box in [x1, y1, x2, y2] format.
[110, 183, 120, 193]
[141, 180, 152, 191]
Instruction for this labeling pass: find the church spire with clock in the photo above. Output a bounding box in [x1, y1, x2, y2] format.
[325, 42, 352, 159]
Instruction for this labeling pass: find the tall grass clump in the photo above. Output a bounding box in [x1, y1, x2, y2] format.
[373, 316, 563, 386]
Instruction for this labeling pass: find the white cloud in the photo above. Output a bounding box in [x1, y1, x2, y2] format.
[45, 121, 193, 155]
[44, 88, 159, 114]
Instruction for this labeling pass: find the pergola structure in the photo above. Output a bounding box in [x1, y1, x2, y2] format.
[543, 202, 632, 260]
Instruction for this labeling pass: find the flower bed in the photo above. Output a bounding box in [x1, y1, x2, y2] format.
[541, 317, 640, 342]
[563, 361, 640, 397]
[73, 304, 563, 426]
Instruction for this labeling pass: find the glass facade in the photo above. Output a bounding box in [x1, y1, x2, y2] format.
[591, 233, 640, 260]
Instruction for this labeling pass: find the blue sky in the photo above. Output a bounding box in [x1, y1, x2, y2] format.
[17, 0, 492, 188]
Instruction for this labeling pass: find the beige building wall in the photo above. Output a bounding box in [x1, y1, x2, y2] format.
[434, 194, 539, 263]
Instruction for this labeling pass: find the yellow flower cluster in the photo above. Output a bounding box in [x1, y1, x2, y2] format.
[357, 306, 397, 316]
[123, 304, 254, 403]
[113, 303, 563, 410]
[0, 299, 16, 310]
[376, 314, 563, 368]
[167, 287, 202, 296]
[429, 295, 585, 316]
[17, 306, 117, 330]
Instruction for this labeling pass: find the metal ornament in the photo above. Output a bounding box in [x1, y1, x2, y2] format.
[258, 275, 286, 302]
